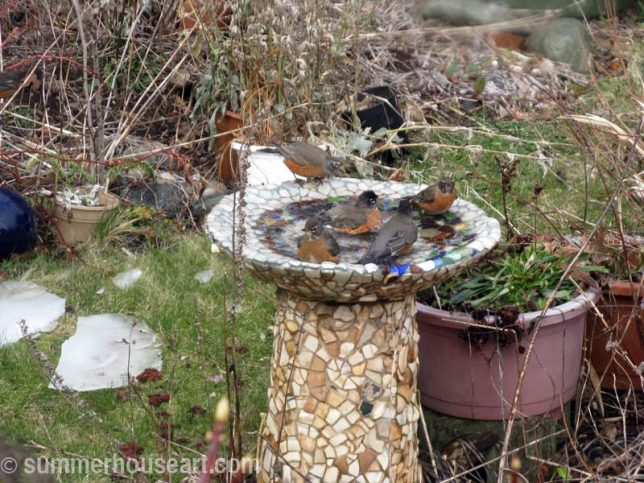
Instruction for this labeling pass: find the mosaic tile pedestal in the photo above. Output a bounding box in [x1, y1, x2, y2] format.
[206, 178, 501, 482]
[258, 290, 421, 482]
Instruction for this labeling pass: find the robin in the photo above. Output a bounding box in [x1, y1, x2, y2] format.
[0, 68, 41, 99]
[259, 142, 339, 181]
[407, 177, 458, 215]
[319, 190, 381, 235]
[296, 217, 341, 263]
[357, 198, 418, 266]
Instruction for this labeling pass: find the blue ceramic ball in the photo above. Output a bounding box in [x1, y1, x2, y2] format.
[0, 188, 37, 260]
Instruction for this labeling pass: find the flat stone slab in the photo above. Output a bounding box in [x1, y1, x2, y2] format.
[206, 178, 500, 302]
[0, 280, 65, 346]
[50, 314, 162, 391]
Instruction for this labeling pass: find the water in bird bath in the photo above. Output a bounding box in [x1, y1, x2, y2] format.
[253, 194, 478, 265]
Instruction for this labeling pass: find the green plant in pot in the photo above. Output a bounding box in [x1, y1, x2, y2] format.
[415, 238, 599, 420]
[189, 3, 245, 182]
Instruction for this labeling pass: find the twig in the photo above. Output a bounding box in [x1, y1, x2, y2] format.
[496, 119, 643, 482]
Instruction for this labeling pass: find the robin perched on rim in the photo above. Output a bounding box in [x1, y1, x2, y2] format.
[296, 217, 341, 263]
[0, 68, 42, 99]
[407, 176, 458, 215]
[259, 142, 340, 182]
[318, 190, 381, 235]
[357, 198, 418, 266]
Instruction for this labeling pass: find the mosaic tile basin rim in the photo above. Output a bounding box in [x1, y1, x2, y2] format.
[206, 178, 501, 302]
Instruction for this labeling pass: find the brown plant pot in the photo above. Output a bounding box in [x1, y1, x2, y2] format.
[52, 191, 120, 245]
[180, 0, 232, 32]
[214, 111, 243, 183]
[586, 280, 644, 390]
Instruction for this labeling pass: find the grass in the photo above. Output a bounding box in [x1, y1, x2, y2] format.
[403, 114, 640, 236]
[0, 233, 274, 479]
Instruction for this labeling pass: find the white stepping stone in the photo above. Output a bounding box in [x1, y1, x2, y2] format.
[0, 281, 65, 346]
[50, 314, 162, 391]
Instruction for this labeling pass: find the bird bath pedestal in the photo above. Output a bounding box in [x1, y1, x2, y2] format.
[206, 178, 500, 483]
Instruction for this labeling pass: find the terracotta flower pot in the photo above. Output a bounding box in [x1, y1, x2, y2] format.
[416, 289, 599, 420]
[180, 0, 232, 32]
[586, 280, 644, 390]
[214, 111, 243, 183]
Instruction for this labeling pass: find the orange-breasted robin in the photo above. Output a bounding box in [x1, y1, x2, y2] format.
[407, 177, 458, 215]
[319, 190, 381, 235]
[0, 69, 41, 99]
[296, 217, 341, 263]
[261, 142, 339, 181]
[357, 198, 418, 265]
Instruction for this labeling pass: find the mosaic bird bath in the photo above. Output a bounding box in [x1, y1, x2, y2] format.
[206, 177, 500, 483]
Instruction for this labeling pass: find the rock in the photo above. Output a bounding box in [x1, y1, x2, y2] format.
[421, 0, 635, 27]
[189, 181, 228, 219]
[420, 0, 513, 25]
[123, 182, 186, 217]
[504, 0, 635, 19]
[525, 18, 592, 73]
[0, 280, 65, 346]
[50, 314, 162, 391]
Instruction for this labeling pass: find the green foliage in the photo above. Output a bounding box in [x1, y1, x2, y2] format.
[105, 160, 155, 181]
[92, 205, 176, 249]
[26, 153, 94, 188]
[556, 465, 572, 480]
[433, 244, 581, 312]
[101, 50, 165, 95]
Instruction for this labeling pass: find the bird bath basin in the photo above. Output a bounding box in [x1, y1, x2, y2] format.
[206, 177, 500, 482]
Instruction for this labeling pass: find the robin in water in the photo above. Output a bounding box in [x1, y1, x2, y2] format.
[407, 177, 458, 215]
[319, 190, 381, 235]
[0, 68, 41, 99]
[296, 217, 341, 263]
[357, 198, 418, 266]
[260, 142, 339, 181]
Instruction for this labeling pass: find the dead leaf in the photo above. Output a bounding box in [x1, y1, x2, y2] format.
[600, 421, 619, 442]
[118, 442, 143, 460]
[388, 169, 402, 181]
[148, 393, 171, 407]
[159, 422, 175, 441]
[136, 368, 163, 384]
[489, 32, 526, 50]
[189, 405, 207, 416]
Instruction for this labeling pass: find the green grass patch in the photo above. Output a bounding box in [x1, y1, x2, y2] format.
[0, 233, 274, 479]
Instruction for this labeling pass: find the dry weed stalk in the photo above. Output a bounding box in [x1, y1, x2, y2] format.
[18, 319, 100, 423]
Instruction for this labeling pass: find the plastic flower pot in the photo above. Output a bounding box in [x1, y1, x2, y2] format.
[586, 280, 643, 390]
[416, 289, 599, 420]
[52, 190, 119, 245]
[341, 85, 404, 133]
